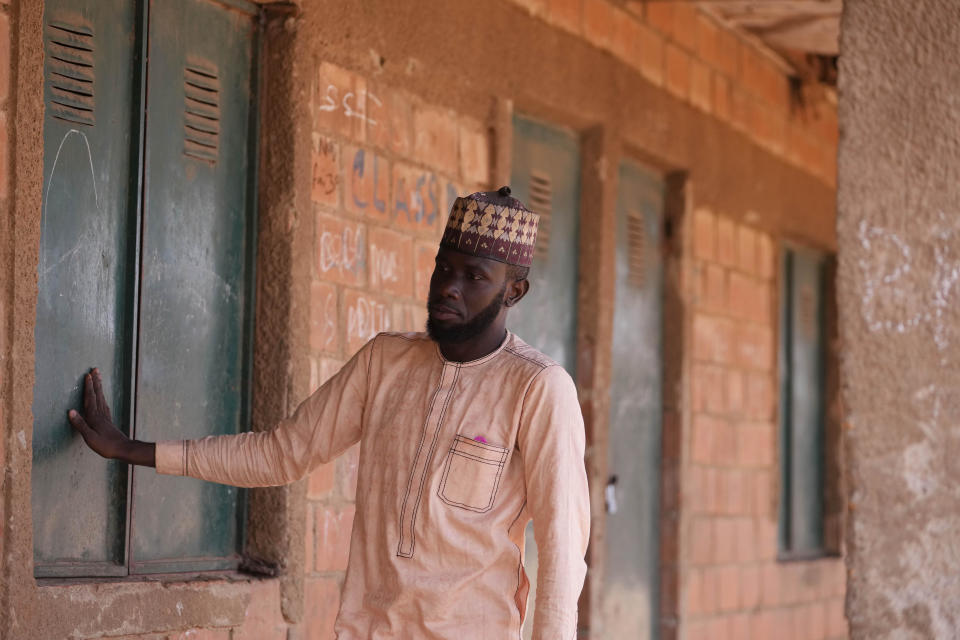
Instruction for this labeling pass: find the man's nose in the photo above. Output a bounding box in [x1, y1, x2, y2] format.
[435, 273, 462, 300]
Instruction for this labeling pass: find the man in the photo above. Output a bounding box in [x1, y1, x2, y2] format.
[68, 186, 590, 639]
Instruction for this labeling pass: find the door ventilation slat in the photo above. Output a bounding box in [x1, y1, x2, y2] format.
[529, 171, 552, 260]
[184, 62, 221, 164]
[627, 212, 646, 288]
[44, 19, 95, 126]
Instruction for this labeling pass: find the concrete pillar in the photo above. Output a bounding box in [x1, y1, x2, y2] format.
[837, 0, 960, 636]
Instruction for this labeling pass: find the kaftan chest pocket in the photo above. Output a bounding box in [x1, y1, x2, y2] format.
[438, 435, 509, 513]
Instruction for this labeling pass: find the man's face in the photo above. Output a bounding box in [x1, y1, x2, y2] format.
[426, 247, 511, 344]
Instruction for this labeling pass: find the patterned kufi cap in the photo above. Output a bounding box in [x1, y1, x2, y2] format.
[439, 186, 539, 267]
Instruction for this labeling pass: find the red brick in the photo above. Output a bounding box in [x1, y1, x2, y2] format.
[311, 136, 340, 207]
[716, 422, 738, 467]
[737, 422, 775, 468]
[670, 3, 699, 52]
[718, 565, 740, 611]
[392, 302, 427, 332]
[739, 564, 761, 609]
[344, 146, 390, 222]
[413, 103, 458, 172]
[693, 314, 735, 364]
[735, 517, 756, 563]
[695, 364, 725, 414]
[685, 620, 710, 640]
[582, 0, 615, 50]
[735, 323, 773, 371]
[310, 281, 338, 353]
[689, 59, 712, 113]
[693, 208, 716, 260]
[745, 372, 774, 421]
[304, 578, 341, 640]
[609, 7, 639, 62]
[547, 0, 583, 34]
[315, 62, 362, 140]
[826, 598, 847, 637]
[716, 217, 737, 267]
[368, 226, 414, 297]
[311, 357, 345, 391]
[725, 370, 744, 416]
[664, 43, 690, 99]
[756, 232, 775, 280]
[316, 215, 366, 286]
[233, 580, 287, 640]
[750, 609, 777, 640]
[714, 518, 738, 564]
[315, 505, 355, 571]
[737, 225, 757, 273]
[393, 163, 444, 237]
[369, 86, 413, 156]
[633, 21, 664, 86]
[697, 14, 719, 62]
[753, 472, 775, 522]
[689, 517, 713, 565]
[701, 566, 723, 614]
[730, 87, 752, 133]
[741, 50, 789, 112]
[415, 241, 437, 302]
[760, 564, 781, 607]
[712, 73, 731, 122]
[308, 463, 336, 498]
[684, 567, 705, 615]
[644, 1, 673, 35]
[729, 613, 749, 640]
[459, 119, 490, 186]
[691, 414, 723, 464]
[698, 263, 726, 311]
[343, 289, 390, 354]
[713, 28, 740, 77]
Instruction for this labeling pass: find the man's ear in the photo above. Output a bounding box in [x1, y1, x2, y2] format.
[503, 278, 530, 307]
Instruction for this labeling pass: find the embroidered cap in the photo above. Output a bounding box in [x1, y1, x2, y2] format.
[440, 186, 539, 267]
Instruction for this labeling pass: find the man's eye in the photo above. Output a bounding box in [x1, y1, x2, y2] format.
[468, 273, 484, 281]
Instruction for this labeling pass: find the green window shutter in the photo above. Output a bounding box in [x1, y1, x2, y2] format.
[33, 0, 141, 578]
[130, 0, 258, 574]
[33, 0, 259, 578]
[779, 247, 827, 557]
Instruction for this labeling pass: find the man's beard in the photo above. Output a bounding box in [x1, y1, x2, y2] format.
[426, 285, 506, 344]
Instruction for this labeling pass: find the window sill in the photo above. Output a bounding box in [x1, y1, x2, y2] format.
[33, 572, 277, 638]
[777, 548, 842, 563]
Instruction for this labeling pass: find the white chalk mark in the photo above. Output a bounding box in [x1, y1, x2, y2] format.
[41, 129, 101, 280]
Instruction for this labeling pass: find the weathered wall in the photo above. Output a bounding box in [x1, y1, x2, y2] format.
[1, 0, 843, 638]
[837, 0, 960, 637]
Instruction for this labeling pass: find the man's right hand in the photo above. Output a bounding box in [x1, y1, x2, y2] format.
[67, 368, 155, 467]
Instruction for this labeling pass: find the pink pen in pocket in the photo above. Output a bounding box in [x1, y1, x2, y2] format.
[474, 436, 487, 444]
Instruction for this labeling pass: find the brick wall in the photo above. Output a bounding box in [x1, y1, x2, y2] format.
[509, 0, 838, 187]
[677, 208, 846, 640]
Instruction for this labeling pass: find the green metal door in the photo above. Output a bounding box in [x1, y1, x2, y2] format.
[509, 115, 581, 639]
[779, 248, 826, 556]
[602, 160, 664, 639]
[32, 0, 142, 577]
[33, 0, 259, 578]
[130, 0, 258, 573]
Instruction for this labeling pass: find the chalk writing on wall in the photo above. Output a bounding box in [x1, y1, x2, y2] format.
[318, 84, 383, 128]
[346, 292, 390, 353]
[317, 219, 366, 286]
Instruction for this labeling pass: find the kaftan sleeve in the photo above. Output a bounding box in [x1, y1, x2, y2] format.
[516, 364, 591, 640]
[154, 336, 376, 488]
